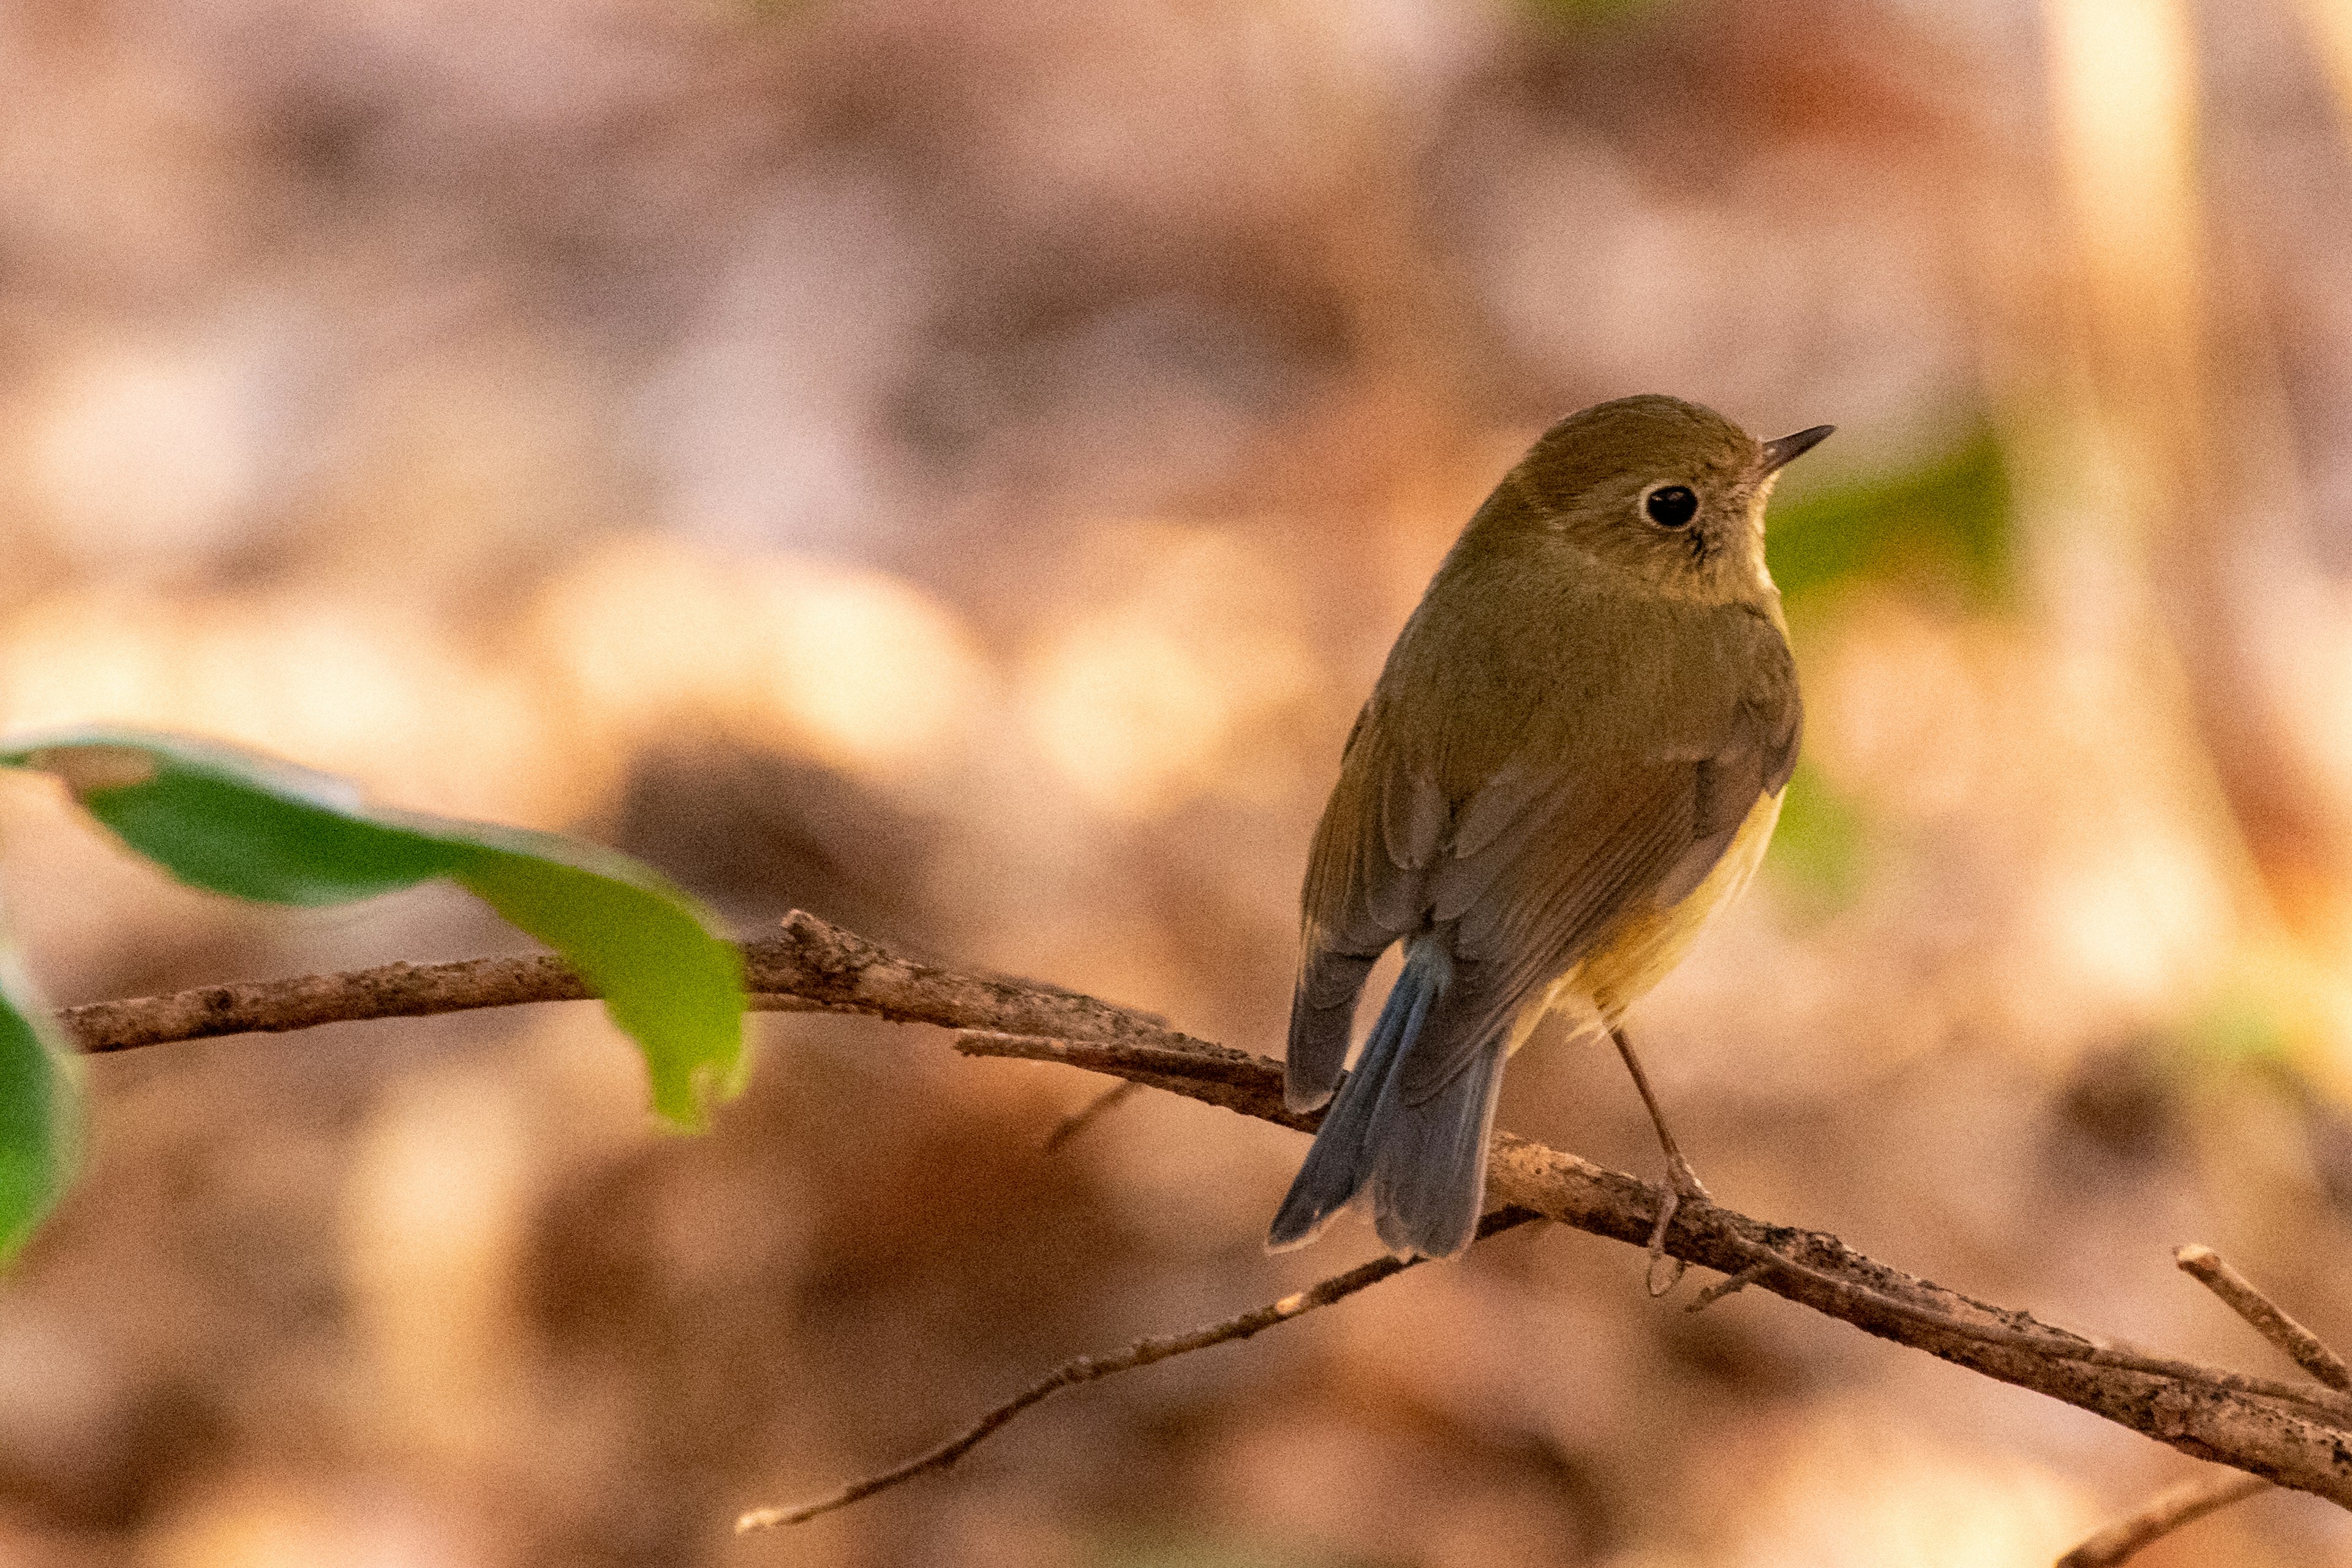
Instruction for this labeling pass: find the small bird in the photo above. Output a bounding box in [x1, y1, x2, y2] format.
[1268, 394, 1830, 1262]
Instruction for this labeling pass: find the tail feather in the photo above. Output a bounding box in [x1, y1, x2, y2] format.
[1267, 957, 1434, 1249]
[1365, 1036, 1507, 1259]
[1270, 939, 1501, 1259]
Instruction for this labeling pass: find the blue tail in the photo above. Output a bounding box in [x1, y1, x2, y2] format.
[1267, 938, 1507, 1259]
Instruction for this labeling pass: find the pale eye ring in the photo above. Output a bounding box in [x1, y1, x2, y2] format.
[1642, 483, 1699, 529]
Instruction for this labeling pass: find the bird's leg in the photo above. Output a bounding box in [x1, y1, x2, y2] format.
[1610, 1024, 1709, 1297]
[1610, 1023, 1711, 1200]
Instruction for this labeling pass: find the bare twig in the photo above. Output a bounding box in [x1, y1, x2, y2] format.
[958, 1030, 2352, 1497]
[952, 1031, 1319, 1133]
[1041, 1080, 1139, 1152]
[956, 1032, 2352, 1419]
[55, 910, 2352, 1510]
[1686, 1261, 1771, 1313]
[2055, 1245, 2352, 1567]
[736, 1205, 1544, 1531]
[2176, 1245, 2352, 1390]
[57, 911, 1200, 1055]
[2056, 1471, 2271, 1567]
[59, 951, 597, 1052]
[1702, 1232, 2352, 1422]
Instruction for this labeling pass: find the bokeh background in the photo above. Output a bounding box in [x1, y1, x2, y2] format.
[3, 0, 2352, 1562]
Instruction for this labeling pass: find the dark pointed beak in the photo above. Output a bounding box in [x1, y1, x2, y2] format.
[1759, 424, 1835, 475]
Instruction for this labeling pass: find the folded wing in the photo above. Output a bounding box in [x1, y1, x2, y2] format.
[1284, 596, 1798, 1112]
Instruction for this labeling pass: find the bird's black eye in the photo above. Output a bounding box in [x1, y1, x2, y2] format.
[1644, 484, 1698, 529]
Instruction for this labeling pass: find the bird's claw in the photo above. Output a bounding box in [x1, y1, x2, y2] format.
[1643, 1157, 1713, 1298]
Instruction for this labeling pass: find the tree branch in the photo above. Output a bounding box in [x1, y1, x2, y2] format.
[2056, 1472, 2271, 1568]
[735, 1206, 1544, 1531]
[954, 1033, 2352, 1482]
[57, 911, 1208, 1054]
[2056, 1243, 2352, 1566]
[59, 951, 599, 1052]
[55, 910, 2352, 1511]
[2176, 1245, 2352, 1391]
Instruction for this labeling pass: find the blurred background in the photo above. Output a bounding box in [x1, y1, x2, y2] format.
[2, 0, 2352, 1562]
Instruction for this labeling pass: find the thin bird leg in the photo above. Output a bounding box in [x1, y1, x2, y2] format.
[1610, 1024, 1710, 1296]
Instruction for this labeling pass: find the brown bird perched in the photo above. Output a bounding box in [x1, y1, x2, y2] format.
[1267, 394, 1831, 1262]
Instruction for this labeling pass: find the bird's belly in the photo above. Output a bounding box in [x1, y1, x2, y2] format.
[1509, 786, 1784, 1053]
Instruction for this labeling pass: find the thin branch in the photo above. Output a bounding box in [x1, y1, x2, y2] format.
[954, 1032, 2352, 1419]
[2056, 1242, 2352, 1564]
[2054, 1245, 2352, 1567]
[736, 1206, 1544, 1531]
[58, 911, 1206, 1054]
[54, 910, 2352, 1510]
[55, 952, 853, 1050]
[1702, 1231, 2352, 1423]
[956, 1030, 2352, 1499]
[2056, 1472, 2271, 1568]
[60, 951, 595, 1052]
[1686, 1261, 1771, 1313]
[951, 1030, 1319, 1133]
[2176, 1245, 2352, 1390]
[1041, 1080, 1139, 1152]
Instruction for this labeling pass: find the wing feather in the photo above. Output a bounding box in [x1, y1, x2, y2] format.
[1288, 591, 1800, 1115]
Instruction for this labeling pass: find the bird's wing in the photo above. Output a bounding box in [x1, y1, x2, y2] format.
[1389, 604, 1800, 1102]
[1298, 707, 1446, 959]
[1284, 707, 1449, 1105]
[1653, 609, 1800, 906]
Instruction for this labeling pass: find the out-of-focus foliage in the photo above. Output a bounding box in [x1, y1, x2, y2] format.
[1762, 759, 1870, 911]
[1757, 430, 2014, 908]
[0, 731, 745, 1128]
[1768, 428, 2013, 612]
[2181, 974, 2294, 1066]
[0, 952, 73, 1264]
[1522, 0, 1681, 26]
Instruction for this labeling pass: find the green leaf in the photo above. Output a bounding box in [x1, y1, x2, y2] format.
[0, 949, 76, 1264]
[0, 728, 746, 1127]
[437, 825, 750, 1121]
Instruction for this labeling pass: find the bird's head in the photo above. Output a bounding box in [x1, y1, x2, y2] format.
[1488, 394, 1832, 608]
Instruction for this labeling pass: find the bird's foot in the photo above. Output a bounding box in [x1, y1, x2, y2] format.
[1643, 1155, 1713, 1298]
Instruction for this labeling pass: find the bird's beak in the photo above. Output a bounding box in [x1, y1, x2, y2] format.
[1758, 424, 1834, 475]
